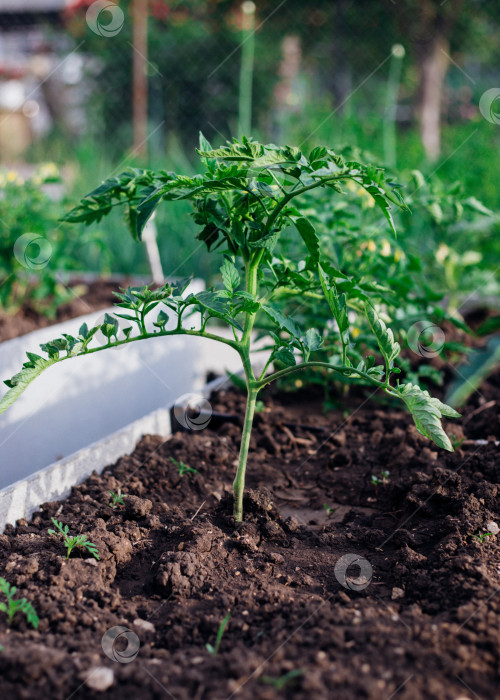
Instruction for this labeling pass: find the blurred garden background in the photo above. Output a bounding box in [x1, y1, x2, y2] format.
[0, 0, 499, 286]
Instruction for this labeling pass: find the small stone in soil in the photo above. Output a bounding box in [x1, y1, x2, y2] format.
[134, 618, 155, 633]
[391, 587, 405, 600]
[85, 667, 114, 691]
[486, 521, 499, 535]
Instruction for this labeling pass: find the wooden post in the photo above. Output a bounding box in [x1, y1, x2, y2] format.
[132, 0, 148, 156]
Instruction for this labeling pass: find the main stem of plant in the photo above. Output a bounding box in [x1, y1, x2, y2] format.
[232, 386, 257, 522]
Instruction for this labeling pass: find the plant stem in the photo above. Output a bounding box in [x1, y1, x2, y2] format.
[233, 385, 258, 522]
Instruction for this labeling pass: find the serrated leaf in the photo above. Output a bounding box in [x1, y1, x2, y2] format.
[394, 383, 459, 451]
[262, 305, 301, 339]
[0, 356, 58, 414]
[318, 265, 349, 346]
[365, 303, 400, 372]
[303, 328, 322, 353]
[274, 347, 296, 367]
[194, 291, 243, 331]
[292, 216, 319, 262]
[220, 258, 240, 292]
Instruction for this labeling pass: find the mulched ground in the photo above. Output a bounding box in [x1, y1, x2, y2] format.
[1, 374, 499, 700]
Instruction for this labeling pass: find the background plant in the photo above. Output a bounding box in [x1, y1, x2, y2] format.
[0, 137, 460, 521]
[0, 578, 39, 629]
[0, 166, 99, 318]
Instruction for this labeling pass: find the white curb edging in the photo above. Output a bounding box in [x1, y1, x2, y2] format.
[0, 374, 229, 530]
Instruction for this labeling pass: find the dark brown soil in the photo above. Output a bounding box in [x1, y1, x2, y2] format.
[0, 279, 123, 343]
[1, 380, 500, 700]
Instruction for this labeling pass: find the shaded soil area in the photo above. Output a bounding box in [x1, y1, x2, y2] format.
[1, 381, 500, 700]
[0, 279, 123, 342]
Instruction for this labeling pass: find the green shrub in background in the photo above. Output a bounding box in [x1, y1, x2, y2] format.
[0, 165, 97, 318]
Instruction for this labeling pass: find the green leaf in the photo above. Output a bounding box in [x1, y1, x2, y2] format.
[292, 216, 320, 262]
[220, 258, 240, 292]
[357, 176, 397, 236]
[303, 328, 322, 354]
[274, 347, 296, 367]
[318, 265, 349, 346]
[394, 383, 460, 451]
[195, 291, 243, 331]
[0, 356, 58, 414]
[365, 303, 400, 372]
[463, 197, 493, 217]
[136, 191, 162, 240]
[262, 305, 301, 339]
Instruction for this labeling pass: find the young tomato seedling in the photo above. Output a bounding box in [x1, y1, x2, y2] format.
[0, 137, 460, 522]
[48, 518, 100, 560]
[471, 530, 492, 544]
[170, 457, 199, 477]
[261, 669, 304, 690]
[109, 490, 126, 508]
[371, 470, 390, 489]
[206, 612, 231, 656]
[0, 578, 39, 629]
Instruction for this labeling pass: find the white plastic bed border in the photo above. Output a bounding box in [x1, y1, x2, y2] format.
[0, 373, 229, 530]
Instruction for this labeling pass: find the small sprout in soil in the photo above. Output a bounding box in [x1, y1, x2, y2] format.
[109, 490, 126, 508]
[260, 669, 304, 689]
[471, 530, 492, 543]
[450, 435, 465, 450]
[206, 612, 231, 656]
[323, 503, 336, 516]
[371, 470, 390, 488]
[170, 457, 199, 477]
[0, 578, 39, 629]
[48, 517, 100, 560]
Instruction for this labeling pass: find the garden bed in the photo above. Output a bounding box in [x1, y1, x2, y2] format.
[0, 278, 120, 343]
[1, 379, 499, 700]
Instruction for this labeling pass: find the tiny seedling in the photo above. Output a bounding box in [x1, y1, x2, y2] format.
[261, 669, 304, 690]
[206, 612, 231, 656]
[471, 530, 492, 543]
[450, 435, 465, 450]
[109, 490, 126, 508]
[0, 578, 39, 629]
[371, 470, 390, 488]
[48, 517, 100, 560]
[170, 456, 199, 477]
[323, 503, 336, 516]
